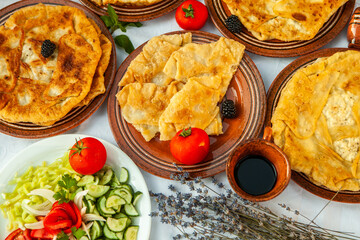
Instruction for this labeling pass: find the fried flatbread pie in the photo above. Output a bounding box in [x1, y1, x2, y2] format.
[116, 33, 245, 141]
[223, 0, 349, 41]
[0, 4, 112, 126]
[272, 50, 360, 191]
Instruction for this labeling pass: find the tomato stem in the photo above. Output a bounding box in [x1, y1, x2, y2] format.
[69, 138, 88, 157]
[179, 127, 192, 137]
[182, 4, 194, 18]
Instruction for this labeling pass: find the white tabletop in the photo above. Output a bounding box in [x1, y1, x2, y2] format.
[1, 0, 360, 239]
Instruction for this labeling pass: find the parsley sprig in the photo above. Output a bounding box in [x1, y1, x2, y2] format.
[53, 174, 78, 204]
[56, 228, 86, 240]
[100, 5, 142, 54]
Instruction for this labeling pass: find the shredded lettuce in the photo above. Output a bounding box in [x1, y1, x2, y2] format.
[0, 152, 80, 231]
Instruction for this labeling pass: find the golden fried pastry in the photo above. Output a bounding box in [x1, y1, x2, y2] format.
[223, 0, 349, 41]
[117, 33, 244, 141]
[271, 50, 360, 191]
[119, 33, 192, 87]
[0, 4, 111, 126]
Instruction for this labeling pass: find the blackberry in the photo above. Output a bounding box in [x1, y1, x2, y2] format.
[225, 15, 243, 34]
[41, 40, 56, 58]
[221, 99, 236, 119]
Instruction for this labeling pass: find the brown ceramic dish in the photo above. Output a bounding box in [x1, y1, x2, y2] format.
[79, 0, 185, 22]
[226, 127, 291, 202]
[108, 30, 266, 179]
[266, 48, 360, 203]
[347, 7, 360, 48]
[0, 0, 117, 139]
[204, 0, 355, 58]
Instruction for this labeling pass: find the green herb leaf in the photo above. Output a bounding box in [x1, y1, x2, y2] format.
[54, 189, 70, 204]
[114, 35, 135, 54]
[71, 227, 86, 239]
[57, 231, 69, 240]
[100, 15, 114, 28]
[182, 4, 194, 18]
[179, 127, 192, 137]
[122, 22, 143, 28]
[58, 174, 77, 190]
[115, 23, 127, 32]
[107, 4, 119, 24]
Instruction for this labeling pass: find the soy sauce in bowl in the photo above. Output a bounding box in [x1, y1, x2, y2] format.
[234, 155, 277, 196]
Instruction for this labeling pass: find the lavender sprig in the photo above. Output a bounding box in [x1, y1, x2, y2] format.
[150, 169, 360, 240]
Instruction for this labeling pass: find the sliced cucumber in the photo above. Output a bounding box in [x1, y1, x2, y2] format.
[107, 217, 128, 232]
[98, 196, 116, 215]
[78, 175, 94, 187]
[111, 174, 121, 188]
[103, 224, 118, 239]
[114, 213, 128, 219]
[90, 221, 103, 240]
[106, 195, 126, 209]
[116, 231, 124, 240]
[112, 189, 132, 204]
[88, 185, 110, 198]
[124, 204, 139, 217]
[124, 226, 139, 240]
[126, 218, 132, 228]
[79, 236, 89, 240]
[132, 192, 143, 206]
[85, 194, 96, 202]
[100, 169, 114, 185]
[119, 184, 133, 195]
[119, 168, 129, 184]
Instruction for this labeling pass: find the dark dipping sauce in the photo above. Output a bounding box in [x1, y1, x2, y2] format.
[234, 155, 277, 196]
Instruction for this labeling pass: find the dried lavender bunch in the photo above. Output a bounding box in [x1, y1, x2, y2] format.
[150, 166, 360, 240]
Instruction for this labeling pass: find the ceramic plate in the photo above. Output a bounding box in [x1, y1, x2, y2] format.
[0, 134, 151, 239]
[205, 0, 355, 58]
[0, 0, 116, 139]
[108, 30, 266, 179]
[79, 0, 185, 22]
[266, 48, 360, 203]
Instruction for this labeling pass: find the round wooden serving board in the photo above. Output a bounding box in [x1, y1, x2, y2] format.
[0, 0, 117, 139]
[266, 48, 360, 203]
[205, 0, 355, 58]
[108, 30, 266, 179]
[79, 0, 185, 22]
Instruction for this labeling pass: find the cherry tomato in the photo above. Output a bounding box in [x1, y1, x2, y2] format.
[5, 229, 31, 240]
[175, 0, 208, 30]
[69, 137, 107, 175]
[170, 127, 210, 165]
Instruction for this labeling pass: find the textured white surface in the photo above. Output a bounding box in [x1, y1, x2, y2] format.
[0, 0, 360, 239]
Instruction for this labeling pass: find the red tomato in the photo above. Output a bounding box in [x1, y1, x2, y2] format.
[5, 229, 31, 240]
[175, 0, 208, 30]
[170, 127, 210, 165]
[30, 229, 54, 239]
[69, 137, 107, 175]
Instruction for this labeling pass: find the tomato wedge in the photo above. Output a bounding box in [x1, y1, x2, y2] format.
[6, 229, 32, 240]
[30, 228, 55, 239]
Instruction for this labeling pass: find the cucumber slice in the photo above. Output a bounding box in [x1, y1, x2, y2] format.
[97, 196, 116, 215]
[85, 194, 96, 202]
[132, 191, 143, 206]
[111, 174, 121, 188]
[112, 189, 132, 204]
[119, 184, 133, 195]
[119, 168, 129, 184]
[100, 169, 114, 185]
[124, 226, 139, 240]
[83, 198, 95, 213]
[103, 224, 118, 239]
[106, 195, 126, 209]
[79, 236, 89, 240]
[78, 175, 94, 187]
[116, 231, 124, 240]
[107, 217, 128, 232]
[114, 213, 127, 219]
[90, 221, 103, 240]
[124, 204, 139, 217]
[88, 185, 110, 198]
[126, 218, 132, 228]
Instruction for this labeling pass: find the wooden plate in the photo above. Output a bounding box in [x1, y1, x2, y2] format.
[108, 30, 266, 179]
[79, 0, 185, 22]
[0, 0, 116, 139]
[205, 0, 355, 58]
[266, 48, 360, 203]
